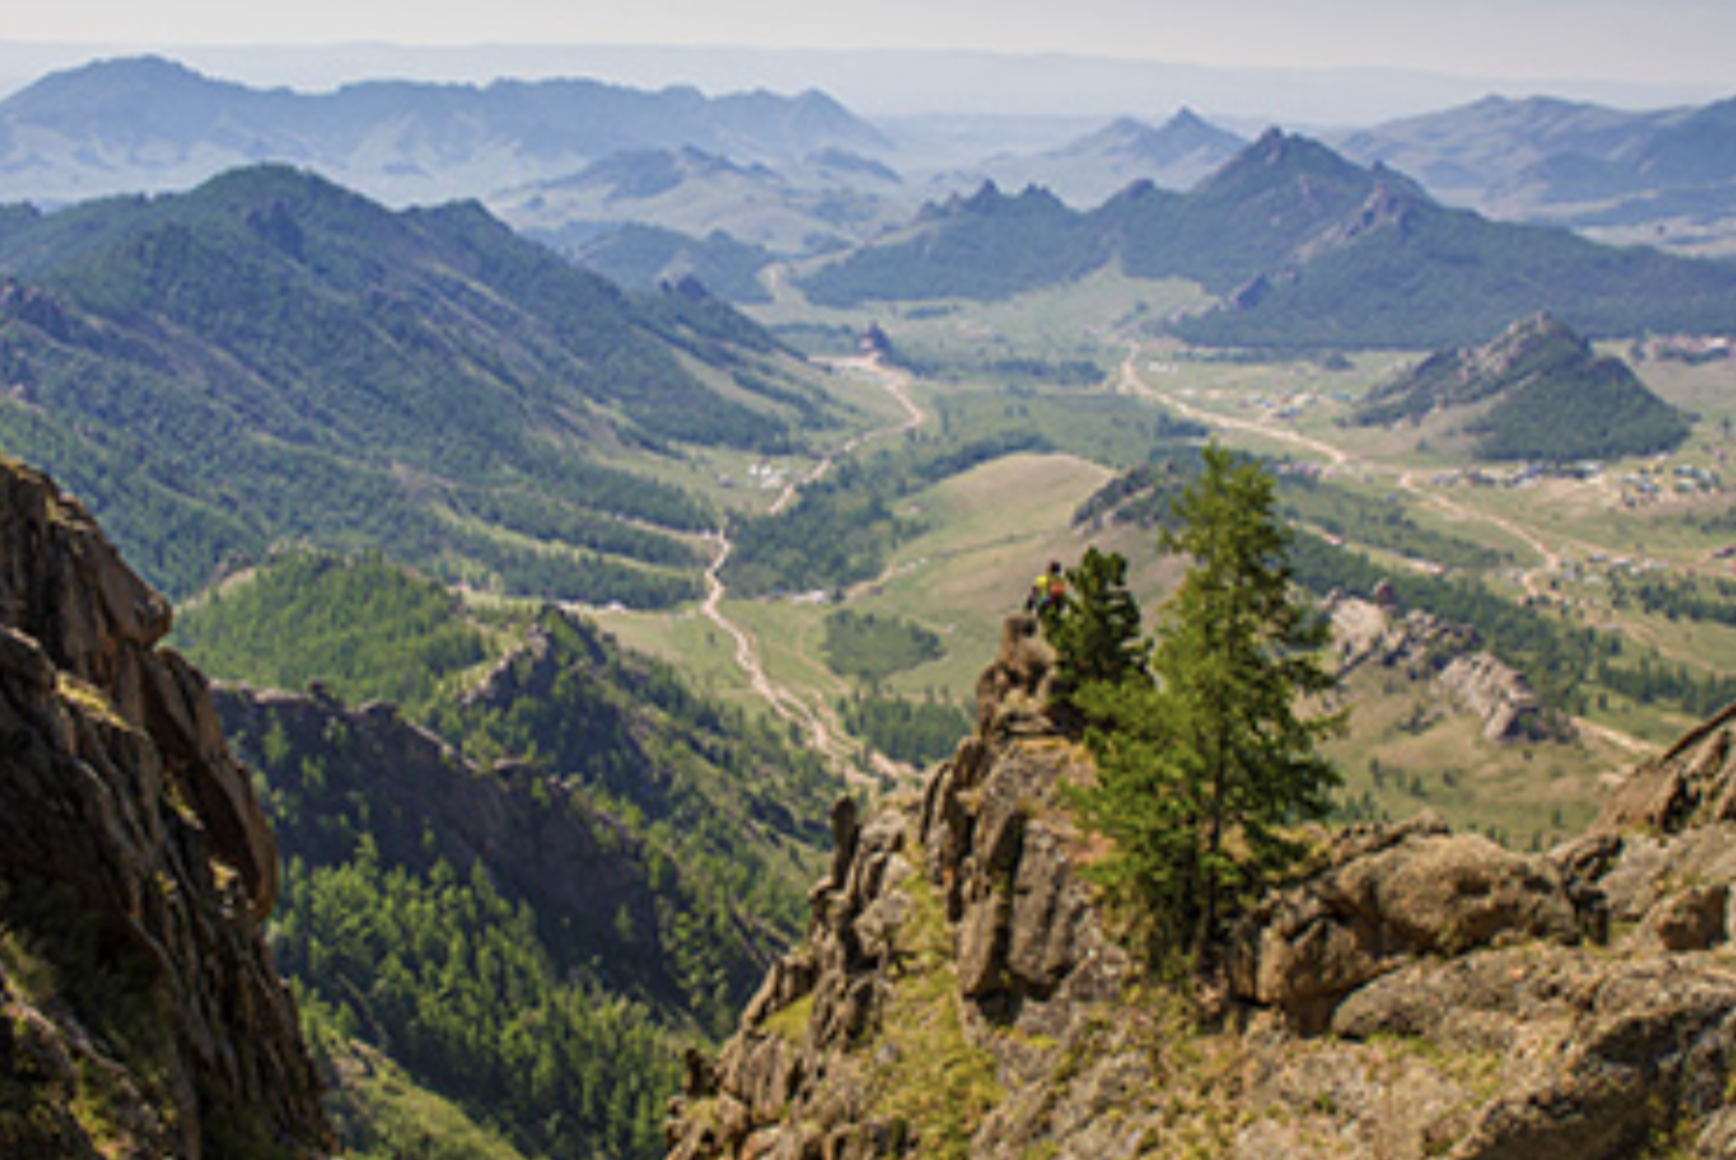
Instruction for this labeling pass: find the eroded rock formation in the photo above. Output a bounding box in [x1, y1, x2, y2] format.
[665, 614, 1736, 1159]
[0, 458, 330, 1157]
[1331, 593, 1561, 743]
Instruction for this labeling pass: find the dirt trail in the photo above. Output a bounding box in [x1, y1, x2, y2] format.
[1119, 347, 1350, 466]
[701, 355, 926, 777]
[1119, 343, 1656, 757]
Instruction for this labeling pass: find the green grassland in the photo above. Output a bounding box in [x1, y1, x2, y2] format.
[607, 274, 1736, 833]
[756, 265, 1209, 364]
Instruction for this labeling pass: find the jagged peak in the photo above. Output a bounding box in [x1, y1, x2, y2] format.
[934, 178, 1071, 219]
[1196, 127, 1378, 200]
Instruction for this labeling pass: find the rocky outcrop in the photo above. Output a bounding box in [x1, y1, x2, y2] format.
[1592, 699, 1736, 834]
[1226, 814, 1589, 1031]
[1331, 594, 1561, 743]
[664, 616, 1131, 1160]
[665, 614, 1736, 1160]
[0, 458, 329, 1157]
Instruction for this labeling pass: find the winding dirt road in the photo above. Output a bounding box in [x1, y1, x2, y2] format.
[1117, 342, 1656, 757]
[1118, 347, 1350, 467]
[700, 355, 925, 774]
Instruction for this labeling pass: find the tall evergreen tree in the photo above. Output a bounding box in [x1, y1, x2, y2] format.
[1074, 444, 1342, 972]
[1045, 546, 1147, 727]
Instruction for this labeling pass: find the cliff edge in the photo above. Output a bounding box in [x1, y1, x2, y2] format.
[0, 457, 329, 1157]
[665, 614, 1736, 1159]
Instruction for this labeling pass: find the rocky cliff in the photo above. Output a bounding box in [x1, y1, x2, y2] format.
[1331, 593, 1562, 743]
[0, 457, 329, 1157]
[665, 614, 1736, 1159]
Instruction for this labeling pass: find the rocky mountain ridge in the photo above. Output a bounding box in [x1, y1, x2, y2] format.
[1337, 94, 1736, 253]
[666, 614, 1736, 1159]
[1349, 312, 1692, 462]
[0, 455, 329, 1157]
[800, 131, 1736, 349]
[962, 108, 1247, 208]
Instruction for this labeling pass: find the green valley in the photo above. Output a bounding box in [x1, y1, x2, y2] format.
[8, 118, 1736, 1160]
[176, 551, 840, 1158]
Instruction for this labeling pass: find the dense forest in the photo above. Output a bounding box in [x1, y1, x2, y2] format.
[178, 552, 843, 1158]
[821, 609, 947, 683]
[0, 165, 847, 602]
[837, 689, 974, 769]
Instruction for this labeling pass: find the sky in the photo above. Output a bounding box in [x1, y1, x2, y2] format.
[2, 0, 1731, 118]
[5, 0, 1733, 87]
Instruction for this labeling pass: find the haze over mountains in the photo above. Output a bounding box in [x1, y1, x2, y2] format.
[3, 55, 1735, 270]
[4, 30, 1736, 1160]
[5, 40, 1717, 124]
[1336, 94, 1736, 252]
[798, 130, 1736, 348]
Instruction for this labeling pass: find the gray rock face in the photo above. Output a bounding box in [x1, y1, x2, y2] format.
[1594, 700, 1736, 834]
[1331, 595, 1560, 742]
[1227, 816, 1587, 1030]
[664, 618, 1132, 1160]
[0, 458, 330, 1157]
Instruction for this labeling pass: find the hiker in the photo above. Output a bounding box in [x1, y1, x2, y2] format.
[1026, 560, 1067, 616]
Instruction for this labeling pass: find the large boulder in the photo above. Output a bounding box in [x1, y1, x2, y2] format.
[1228, 816, 1587, 1030]
[1594, 700, 1736, 834]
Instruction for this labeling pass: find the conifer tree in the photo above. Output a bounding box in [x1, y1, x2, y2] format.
[1074, 444, 1342, 972]
[1045, 545, 1146, 727]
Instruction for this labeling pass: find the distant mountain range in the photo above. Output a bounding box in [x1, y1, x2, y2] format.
[0, 54, 888, 207]
[0, 163, 841, 601]
[798, 130, 1736, 349]
[962, 109, 1247, 205]
[1337, 94, 1736, 253]
[495, 143, 908, 254]
[6, 57, 1736, 267]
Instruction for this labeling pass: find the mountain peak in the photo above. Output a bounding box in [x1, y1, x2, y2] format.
[1198, 128, 1374, 198]
[1351, 312, 1690, 462]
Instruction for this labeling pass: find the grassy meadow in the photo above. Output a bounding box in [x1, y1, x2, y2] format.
[600, 275, 1736, 839]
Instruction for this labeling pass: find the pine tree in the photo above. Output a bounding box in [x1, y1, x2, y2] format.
[1074, 444, 1342, 972]
[1046, 545, 1147, 726]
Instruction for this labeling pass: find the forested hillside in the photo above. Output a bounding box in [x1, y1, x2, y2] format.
[0, 164, 850, 602]
[175, 551, 843, 1158]
[798, 130, 1736, 349]
[1349, 313, 1692, 461]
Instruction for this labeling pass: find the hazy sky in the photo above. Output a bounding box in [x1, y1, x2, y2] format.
[6, 0, 1734, 94]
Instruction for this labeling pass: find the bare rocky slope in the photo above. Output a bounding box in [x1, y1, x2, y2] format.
[1329, 592, 1562, 744]
[665, 615, 1736, 1159]
[0, 456, 329, 1157]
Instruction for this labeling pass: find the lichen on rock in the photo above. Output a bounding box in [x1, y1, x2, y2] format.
[0, 457, 330, 1158]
